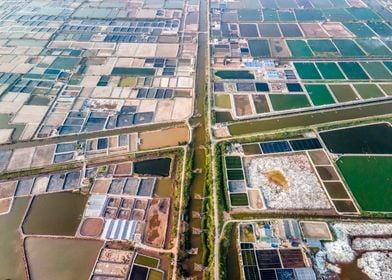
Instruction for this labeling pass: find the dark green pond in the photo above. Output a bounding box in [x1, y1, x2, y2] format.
[111, 67, 155, 76]
[320, 123, 392, 154]
[134, 158, 171, 177]
[215, 111, 234, 123]
[214, 70, 254, 80]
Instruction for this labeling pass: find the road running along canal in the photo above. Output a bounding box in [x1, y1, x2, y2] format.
[182, 0, 209, 278]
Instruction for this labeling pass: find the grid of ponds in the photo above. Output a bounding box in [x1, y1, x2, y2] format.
[0, 0, 196, 142]
[211, 0, 392, 123]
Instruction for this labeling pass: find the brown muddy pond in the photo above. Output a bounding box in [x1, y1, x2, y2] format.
[25, 237, 102, 280]
[22, 192, 88, 236]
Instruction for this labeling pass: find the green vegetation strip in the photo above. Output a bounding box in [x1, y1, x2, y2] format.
[219, 223, 241, 280]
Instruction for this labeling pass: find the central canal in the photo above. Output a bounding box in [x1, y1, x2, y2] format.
[183, 0, 209, 277]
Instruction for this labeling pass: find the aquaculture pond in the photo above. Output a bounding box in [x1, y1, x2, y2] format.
[0, 197, 29, 280]
[305, 84, 336, 106]
[215, 70, 255, 80]
[134, 158, 171, 177]
[269, 94, 311, 111]
[294, 63, 321, 80]
[25, 237, 102, 280]
[336, 156, 392, 212]
[315, 63, 345, 80]
[111, 67, 156, 76]
[215, 111, 234, 123]
[22, 192, 88, 236]
[353, 84, 385, 99]
[320, 123, 392, 154]
[287, 40, 314, 57]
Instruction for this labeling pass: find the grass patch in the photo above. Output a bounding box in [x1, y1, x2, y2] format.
[219, 223, 242, 280]
[148, 270, 163, 280]
[134, 254, 159, 268]
[119, 77, 136, 87]
[215, 94, 232, 109]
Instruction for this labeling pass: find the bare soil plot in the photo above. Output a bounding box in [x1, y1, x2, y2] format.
[7, 147, 35, 170]
[307, 150, 330, 165]
[94, 262, 129, 278]
[144, 198, 170, 248]
[154, 100, 174, 121]
[114, 162, 132, 176]
[269, 39, 291, 57]
[91, 179, 111, 194]
[139, 126, 189, 150]
[79, 217, 104, 237]
[300, 23, 329, 38]
[234, 95, 253, 116]
[31, 145, 55, 167]
[0, 198, 12, 214]
[315, 166, 339, 180]
[0, 181, 16, 198]
[322, 22, 353, 37]
[134, 199, 149, 210]
[248, 190, 264, 209]
[300, 221, 333, 240]
[171, 98, 192, 120]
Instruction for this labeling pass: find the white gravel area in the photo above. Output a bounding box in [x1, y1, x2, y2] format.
[352, 238, 392, 251]
[358, 252, 392, 280]
[246, 153, 330, 209]
[333, 223, 392, 236]
[324, 223, 392, 264]
[324, 227, 356, 263]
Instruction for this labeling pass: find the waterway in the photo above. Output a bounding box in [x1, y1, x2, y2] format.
[183, 0, 208, 277]
[228, 101, 392, 136]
